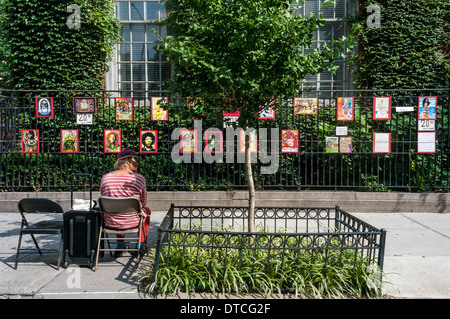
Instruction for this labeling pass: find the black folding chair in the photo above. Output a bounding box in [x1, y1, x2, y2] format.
[15, 198, 65, 270]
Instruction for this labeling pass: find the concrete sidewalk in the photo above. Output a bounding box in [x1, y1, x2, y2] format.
[1, 211, 449, 299]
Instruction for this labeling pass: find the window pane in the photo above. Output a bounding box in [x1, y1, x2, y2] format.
[120, 83, 132, 97]
[132, 43, 145, 61]
[133, 83, 146, 99]
[132, 63, 146, 81]
[146, 25, 159, 42]
[160, 2, 168, 19]
[146, 1, 159, 20]
[147, 43, 159, 61]
[131, 1, 144, 21]
[119, 43, 130, 61]
[131, 24, 145, 42]
[117, 2, 129, 20]
[118, 63, 131, 81]
[147, 64, 160, 81]
[121, 24, 131, 42]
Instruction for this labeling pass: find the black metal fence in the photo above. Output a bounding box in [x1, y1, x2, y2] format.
[150, 205, 386, 294]
[0, 88, 449, 192]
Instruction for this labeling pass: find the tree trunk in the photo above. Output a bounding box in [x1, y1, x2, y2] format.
[245, 133, 256, 233]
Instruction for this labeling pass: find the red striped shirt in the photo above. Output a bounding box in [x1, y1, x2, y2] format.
[100, 172, 148, 229]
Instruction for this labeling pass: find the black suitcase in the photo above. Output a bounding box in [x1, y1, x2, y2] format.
[63, 173, 100, 268]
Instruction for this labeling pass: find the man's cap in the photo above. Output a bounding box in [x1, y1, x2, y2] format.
[117, 148, 137, 161]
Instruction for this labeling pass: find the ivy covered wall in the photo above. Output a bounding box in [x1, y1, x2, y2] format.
[0, 0, 120, 90]
[350, 0, 449, 90]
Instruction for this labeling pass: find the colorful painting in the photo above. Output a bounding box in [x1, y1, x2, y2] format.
[115, 97, 133, 121]
[293, 97, 318, 115]
[140, 130, 157, 153]
[187, 97, 204, 119]
[373, 97, 391, 120]
[104, 129, 121, 153]
[60, 129, 79, 153]
[325, 137, 339, 153]
[418, 96, 437, 120]
[180, 129, 197, 153]
[73, 97, 97, 114]
[239, 130, 257, 153]
[205, 131, 223, 153]
[339, 137, 352, 153]
[35, 97, 54, 117]
[336, 97, 354, 121]
[151, 97, 169, 121]
[259, 98, 276, 119]
[21, 129, 39, 153]
[281, 130, 299, 153]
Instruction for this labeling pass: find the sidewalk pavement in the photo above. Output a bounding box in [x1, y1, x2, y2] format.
[1, 211, 449, 299]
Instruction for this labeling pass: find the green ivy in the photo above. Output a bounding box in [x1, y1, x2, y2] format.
[0, 0, 120, 90]
[350, 0, 450, 89]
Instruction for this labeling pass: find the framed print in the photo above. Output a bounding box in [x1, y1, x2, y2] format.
[21, 129, 39, 153]
[281, 130, 299, 153]
[373, 133, 391, 153]
[35, 97, 54, 117]
[180, 129, 197, 153]
[151, 97, 169, 121]
[258, 98, 275, 119]
[293, 97, 318, 115]
[339, 137, 353, 153]
[104, 129, 121, 153]
[417, 131, 436, 153]
[205, 131, 223, 153]
[60, 129, 79, 153]
[373, 97, 391, 120]
[223, 98, 240, 117]
[418, 96, 437, 120]
[73, 97, 97, 115]
[325, 137, 339, 153]
[115, 97, 133, 121]
[140, 130, 158, 153]
[239, 130, 257, 153]
[336, 97, 354, 121]
[187, 97, 204, 119]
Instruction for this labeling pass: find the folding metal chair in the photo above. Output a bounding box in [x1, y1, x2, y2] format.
[94, 196, 146, 271]
[15, 198, 65, 270]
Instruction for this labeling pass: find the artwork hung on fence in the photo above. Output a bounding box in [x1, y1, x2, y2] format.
[21, 129, 39, 153]
[180, 129, 197, 153]
[140, 130, 158, 153]
[259, 98, 276, 119]
[336, 97, 354, 121]
[205, 131, 223, 153]
[151, 97, 169, 121]
[373, 97, 391, 120]
[281, 130, 299, 153]
[239, 129, 258, 153]
[104, 129, 121, 153]
[373, 133, 391, 153]
[60, 129, 79, 153]
[325, 137, 339, 153]
[35, 97, 54, 117]
[115, 97, 133, 121]
[293, 97, 318, 115]
[339, 136, 353, 153]
[73, 97, 97, 114]
[418, 96, 437, 120]
[417, 131, 436, 153]
[187, 97, 204, 119]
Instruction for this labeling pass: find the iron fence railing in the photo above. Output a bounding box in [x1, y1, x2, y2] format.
[151, 205, 386, 292]
[0, 88, 449, 191]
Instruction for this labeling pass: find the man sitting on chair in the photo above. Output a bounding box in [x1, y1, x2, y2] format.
[100, 148, 150, 256]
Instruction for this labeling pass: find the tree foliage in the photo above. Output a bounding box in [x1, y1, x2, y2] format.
[0, 0, 120, 90]
[350, 0, 450, 89]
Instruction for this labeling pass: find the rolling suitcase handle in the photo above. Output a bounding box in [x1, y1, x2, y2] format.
[70, 173, 94, 210]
